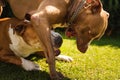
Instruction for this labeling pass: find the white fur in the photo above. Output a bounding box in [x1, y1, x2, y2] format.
[55, 55, 73, 62]
[8, 26, 42, 57]
[21, 57, 41, 71]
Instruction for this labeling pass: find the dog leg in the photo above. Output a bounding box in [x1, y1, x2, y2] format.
[55, 55, 73, 62]
[31, 15, 61, 80]
[21, 57, 40, 71]
[0, 49, 40, 71]
[35, 51, 73, 62]
[0, 49, 22, 66]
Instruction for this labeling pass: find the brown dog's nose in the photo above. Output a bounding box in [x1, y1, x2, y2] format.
[104, 11, 109, 18]
[102, 10, 110, 19]
[106, 12, 109, 18]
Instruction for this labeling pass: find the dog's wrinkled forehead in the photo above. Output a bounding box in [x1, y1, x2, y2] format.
[14, 24, 26, 35]
[13, 21, 30, 35]
[13, 21, 63, 49]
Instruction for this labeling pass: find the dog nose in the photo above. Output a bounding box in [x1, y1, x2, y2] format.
[106, 12, 109, 18]
[51, 31, 63, 48]
[102, 10, 110, 18]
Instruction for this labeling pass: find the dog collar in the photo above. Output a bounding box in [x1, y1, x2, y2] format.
[67, 0, 86, 26]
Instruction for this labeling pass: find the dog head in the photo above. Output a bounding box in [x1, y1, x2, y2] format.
[13, 20, 62, 55]
[66, 0, 109, 53]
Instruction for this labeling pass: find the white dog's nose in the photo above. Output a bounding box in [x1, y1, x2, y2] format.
[51, 31, 63, 48]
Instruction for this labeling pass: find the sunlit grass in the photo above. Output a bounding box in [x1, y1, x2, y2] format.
[0, 34, 120, 80]
[58, 35, 120, 80]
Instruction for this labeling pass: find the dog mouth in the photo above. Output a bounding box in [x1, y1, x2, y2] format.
[54, 49, 61, 56]
[76, 37, 90, 53]
[65, 27, 76, 38]
[51, 31, 62, 56]
[65, 28, 89, 53]
[77, 44, 88, 53]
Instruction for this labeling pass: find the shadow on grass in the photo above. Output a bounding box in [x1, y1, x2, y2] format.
[0, 61, 71, 80]
[0, 62, 49, 80]
[91, 35, 120, 48]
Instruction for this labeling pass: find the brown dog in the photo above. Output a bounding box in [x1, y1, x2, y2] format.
[0, 0, 109, 79]
[0, 18, 72, 71]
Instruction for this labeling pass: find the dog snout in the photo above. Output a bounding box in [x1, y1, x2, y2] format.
[77, 44, 88, 53]
[102, 10, 109, 18]
[106, 12, 109, 18]
[51, 31, 63, 48]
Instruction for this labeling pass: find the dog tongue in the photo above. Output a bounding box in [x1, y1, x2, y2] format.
[55, 49, 61, 56]
[65, 28, 76, 38]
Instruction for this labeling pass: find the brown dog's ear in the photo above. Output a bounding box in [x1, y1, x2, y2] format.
[86, 0, 93, 3]
[86, 0, 102, 14]
[86, 0, 101, 6]
[14, 24, 26, 35]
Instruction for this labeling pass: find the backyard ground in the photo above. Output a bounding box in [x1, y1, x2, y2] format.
[0, 33, 120, 80]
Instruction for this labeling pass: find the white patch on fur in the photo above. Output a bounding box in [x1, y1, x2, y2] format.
[55, 55, 73, 62]
[24, 19, 30, 23]
[45, 5, 60, 14]
[8, 26, 42, 57]
[21, 57, 40, 71]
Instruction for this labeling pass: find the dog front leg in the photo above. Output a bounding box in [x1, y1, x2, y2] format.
[31, 15, 61, 80]
[0, 49, 22, 66]
[0, 49, 40, 71]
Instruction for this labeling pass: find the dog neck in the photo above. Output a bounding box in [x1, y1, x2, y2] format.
[8, 26, 42, 57]
[66, 0, 86, 26]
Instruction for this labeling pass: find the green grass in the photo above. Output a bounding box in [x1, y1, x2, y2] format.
[0, 34, 120, 80]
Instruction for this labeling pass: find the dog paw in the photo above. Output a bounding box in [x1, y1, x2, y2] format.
[51, 72, 64, 80]
[55, 55, 73, 62]
[21, 58, 41, 71]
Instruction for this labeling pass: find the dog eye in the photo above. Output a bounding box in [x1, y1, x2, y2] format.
[15, 25, 26, 34]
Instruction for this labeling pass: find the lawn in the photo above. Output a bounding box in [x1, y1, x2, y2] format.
[0, 33, 120, 80]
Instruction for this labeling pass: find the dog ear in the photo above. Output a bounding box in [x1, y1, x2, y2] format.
[86, 0, 93, 3]
[86, 0, 102, 14]
[14, 24, 26, 35]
